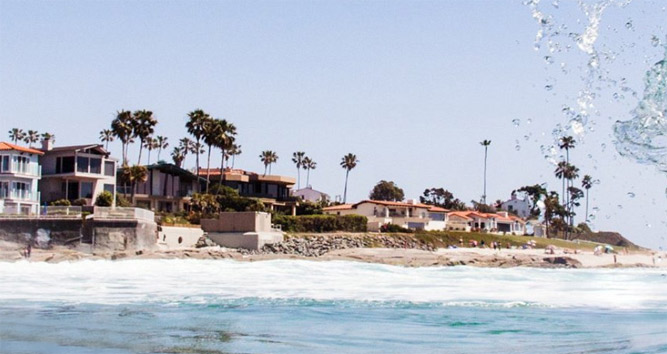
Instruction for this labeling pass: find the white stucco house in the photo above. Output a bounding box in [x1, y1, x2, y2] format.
[292, 186, 329, 203]
[323, 199, 449, 231]
[500, 193, 532, 218]
[0, 142, 44, 215]
[38, 141, 117, 206]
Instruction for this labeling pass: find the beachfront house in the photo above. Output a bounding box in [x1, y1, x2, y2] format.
[446, 211, 473, 232]
[0, 142, 43, 215]
[292, 186, 330, 203]
[38, 141, 117, 206]
[117, 163, 204, 212]
[323, 199, 449, 232]
[495, 211, 526, 235]
[500, 192, 532, 218]
[199, 168, 299, 215]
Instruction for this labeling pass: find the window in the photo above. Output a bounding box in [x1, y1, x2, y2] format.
[89, 158, 102, 174]
[0, 155, 8, 172]
[104, 184, 114, 193]
[0, 181, 8, 198]
[80, 182, 93, 199]
[104, 161, 115, 176]
[57, 156, 75, 173]
[77, 156, 89, 173]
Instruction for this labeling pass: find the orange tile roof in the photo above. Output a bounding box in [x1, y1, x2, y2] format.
[0, 142, 44, 155]
[428, 206, 449, 213]
[353, 200, 437, 209]
[446, 211, 473, 220]
[323, 204, 354, 211]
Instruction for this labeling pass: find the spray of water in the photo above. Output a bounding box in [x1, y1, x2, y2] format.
[613, 45, 667, 173]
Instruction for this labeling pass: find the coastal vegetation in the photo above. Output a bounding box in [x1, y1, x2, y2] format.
[369, 180, 405, 201]
[273, 214, 367, 233]
[340, 153, 359, 203]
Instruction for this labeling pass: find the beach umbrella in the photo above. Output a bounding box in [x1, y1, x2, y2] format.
[605, 245, 614, 250]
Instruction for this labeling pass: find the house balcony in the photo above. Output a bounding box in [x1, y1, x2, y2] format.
[0, 164, 41, 178]
[0, 190, 40, 203]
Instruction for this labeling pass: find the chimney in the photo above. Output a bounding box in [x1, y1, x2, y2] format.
[41, 138, 53, 151]
[406, 199, 417, 205]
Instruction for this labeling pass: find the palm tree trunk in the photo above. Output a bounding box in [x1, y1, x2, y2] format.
[206, 145, 212, 193]
[483, 147, 488, 204]
[306, 168, 310, 187]
[297, 168, 301, 189]
[195, 138, 201, 177]
[137, 145, 143, 165]
[343, 169, 349, 203]
[147, 149, 151, 165]
[269, 163, 272, 175]
[585, 190, 589, 222]
[232, 155, 236, 169]
[264, 164, 267, 176]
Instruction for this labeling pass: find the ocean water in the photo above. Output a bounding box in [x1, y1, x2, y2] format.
[1, 259, 666, 353]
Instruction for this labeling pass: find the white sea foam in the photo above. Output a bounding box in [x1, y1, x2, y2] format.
[1, 259, 665, 309]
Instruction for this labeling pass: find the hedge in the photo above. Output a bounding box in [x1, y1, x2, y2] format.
[273, 214, 367, 233]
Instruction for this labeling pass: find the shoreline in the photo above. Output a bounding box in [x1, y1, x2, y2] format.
[1, 241, 664, 269]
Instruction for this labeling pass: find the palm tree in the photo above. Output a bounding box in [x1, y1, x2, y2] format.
[178, 137, 193, 168]
[143, 137, 159, 165]
[564, 163, 579, 228]
[554, 161, 568, 204]
[202, 117, 220, 192]
[340, 153, 358, 203]
[228, 144, 241, 169]
[582, 175, 593, 222]
[132, 110, 157, 165]
[24, 130, 39, 148]
[8, 128, 25, 144]
[558, 135, 577, 220]
[111, 110, 134, 166]
[303, 156, 316, 187]
[259, 150, 278, 175]
[99, 129, 114, 150]
[40, 132, 55, 144]
[120, 165, 148, 203]
[480, 140, 491, 204]
[292, 151, 305, 189]
[214, 119, 236, 173]
[186, 109, 209, 176]
[171, 147, 185, 167]
[155, 136, 169, 161]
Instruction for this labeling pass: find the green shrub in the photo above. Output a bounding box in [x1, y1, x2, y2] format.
[71, 198, 88, 206]
[95, 191, 114, 206]
[49, 199, 71, 206]
[273, 214, 367, 233]
[115, 194, 132, 207]
[380, 223, 413, 233]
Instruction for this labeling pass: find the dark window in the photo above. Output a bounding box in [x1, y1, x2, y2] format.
[104, 184, 114, 193]
[56, 157, 61, 173]
[80, 182, 93, 199]
[0, 156, 8, 172]
[89, 158, 101, 174]
[61, 156, 75, 173]
[104, 161, 115, 176]
[67, 181, 79, 200]
[77, 156, 89, 173]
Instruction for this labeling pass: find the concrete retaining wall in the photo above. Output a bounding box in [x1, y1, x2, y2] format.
[158, 225, 204, 249]
[0, 218, 82, 245]
[201, 212, 272, 233]
[91, 219, 158, 252]
[208, 231, 283, 250]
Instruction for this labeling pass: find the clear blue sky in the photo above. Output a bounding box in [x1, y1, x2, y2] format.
[1, 0, 665, 248]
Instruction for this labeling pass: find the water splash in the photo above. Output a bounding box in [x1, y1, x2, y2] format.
[614, 46, 667, 173]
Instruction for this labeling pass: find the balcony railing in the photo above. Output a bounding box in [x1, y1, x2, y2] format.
[93, 207, 155, 222]
[0, 190, 40, 202]
[2, 164, 41, 177]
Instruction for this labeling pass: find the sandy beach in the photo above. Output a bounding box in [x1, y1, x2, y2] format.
[1, 240, 664, 268]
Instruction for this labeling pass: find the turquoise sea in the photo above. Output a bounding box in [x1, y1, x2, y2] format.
[1, 259, 666, 353]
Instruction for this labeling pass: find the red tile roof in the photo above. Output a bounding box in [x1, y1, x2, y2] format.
[0, 142, 44, 155]
[322, 204, 354, 211]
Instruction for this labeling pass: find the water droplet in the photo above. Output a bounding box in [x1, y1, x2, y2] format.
[515, 144, 521, 151]
[512, 118, 521, 127]
[613, 92, 620, 100]
[645, 223, 652, 228]
[617, 205, 623, 209]
[527, 118, 533, 125]
[625, 20, 633, 29]
[588, 214, 596, 220]
[600, 143, 606, 151]
[605, 214, 610, 219]
[627, 192, 635, 198]
[552, 0, 559, 8]
[545, 84, 553, 91]
[524, 135, 531, 141]
[544, 56, 554, 64]
[651, 35, 660, 47]
[592, 207, 600, 212]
